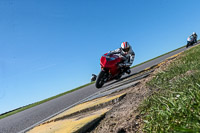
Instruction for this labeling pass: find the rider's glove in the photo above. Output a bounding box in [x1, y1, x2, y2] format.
[121, 56, 127, 61]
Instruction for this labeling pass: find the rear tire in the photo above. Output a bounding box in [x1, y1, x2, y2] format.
[95, 70, 106, 88]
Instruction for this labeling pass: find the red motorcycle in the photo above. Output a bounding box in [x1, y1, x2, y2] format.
[94, 53, 127, 88]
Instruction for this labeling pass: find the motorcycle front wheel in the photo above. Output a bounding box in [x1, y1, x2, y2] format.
[95, 70, 106, 88]
[186, 42, 190, 48]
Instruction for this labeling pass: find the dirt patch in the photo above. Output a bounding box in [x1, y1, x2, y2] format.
[89, 77, 153, 133]
[89, 58, 179, 133]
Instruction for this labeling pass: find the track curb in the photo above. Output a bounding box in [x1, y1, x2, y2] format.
[27, 93, 126, 133]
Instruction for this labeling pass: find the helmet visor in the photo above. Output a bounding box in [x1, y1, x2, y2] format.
[123, 47, 130, 52]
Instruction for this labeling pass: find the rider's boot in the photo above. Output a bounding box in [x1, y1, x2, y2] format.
[126, 69, 131, 74]
[124, 67, 131, 74]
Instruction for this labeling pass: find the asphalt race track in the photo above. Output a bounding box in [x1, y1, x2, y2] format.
[0, 43, 198, 133]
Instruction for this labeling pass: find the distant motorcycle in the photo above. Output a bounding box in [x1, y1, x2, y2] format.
[92, 53, 128, 88]
[186, 36, 195, 48]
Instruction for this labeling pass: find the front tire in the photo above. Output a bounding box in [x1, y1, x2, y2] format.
[186, 42, 190, 48]
[95, 70, 106, 88]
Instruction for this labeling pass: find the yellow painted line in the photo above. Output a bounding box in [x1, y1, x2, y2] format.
[166, 52, 183, 60]
[27, 92, 126, 133]
[48, 92, 126, 122]
[28, 107, 111, 133]
[144, 51, 183, 71]
[144, 67, 151, 71]
[157, 61, 166, 67]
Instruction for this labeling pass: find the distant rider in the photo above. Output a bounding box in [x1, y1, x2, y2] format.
[108, 42, 135, 74]
[191, 32, 198, 43]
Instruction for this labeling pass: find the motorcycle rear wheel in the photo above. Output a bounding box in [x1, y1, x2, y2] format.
[95, 70, 106, 88]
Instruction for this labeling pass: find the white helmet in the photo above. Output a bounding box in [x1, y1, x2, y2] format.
[193, 32, 196, 35]
[121, 42, 130, 52]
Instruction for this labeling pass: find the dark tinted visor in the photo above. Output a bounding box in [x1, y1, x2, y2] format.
[123, 47, 130, 52]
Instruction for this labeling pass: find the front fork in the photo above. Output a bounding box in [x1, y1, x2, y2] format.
[101, 68, 111, 82]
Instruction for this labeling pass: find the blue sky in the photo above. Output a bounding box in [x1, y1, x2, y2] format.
[0, 0, 200, 114]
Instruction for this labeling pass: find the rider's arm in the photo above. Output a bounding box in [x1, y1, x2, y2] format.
[124, 51, 135, 67]
[108, 48, 121, 54]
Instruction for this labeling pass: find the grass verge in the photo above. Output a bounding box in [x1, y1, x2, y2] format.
[140, 44, 200, 132]
[0, 82, 95, 120]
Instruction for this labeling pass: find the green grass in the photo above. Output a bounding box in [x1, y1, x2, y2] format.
[140, 44, 200, 132]
[0, 82, 94, 120]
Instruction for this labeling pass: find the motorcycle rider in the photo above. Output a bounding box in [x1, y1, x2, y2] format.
[186, 32, 198, 48]
[108, 41, 135, 74]
[191, 32, 198, 43]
